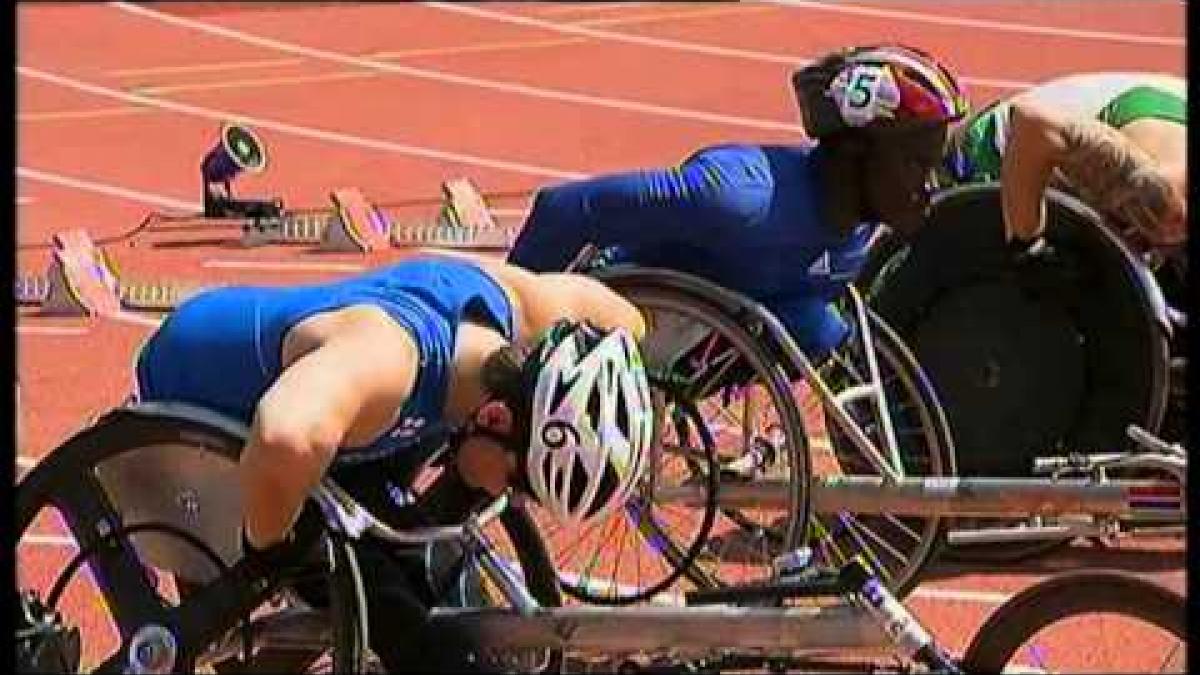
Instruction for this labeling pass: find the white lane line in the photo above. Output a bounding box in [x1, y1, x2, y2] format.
[107, 56, 300, 77]
[488, 208, 529, 217]
[107, 39, 583, 80]
[912, 586, 1011, 605]
[115, 40, 594, 97]
[764, 0, 1184, 47]
[135, 70, 371, 95]
[16, 325, 91, 336]
[111, 311, 164, 328]
[17, 166, 200, 211]
[109, 2, 802, 133]
[18, 106, 156, 122]
[20, 534, 78, 549]
[203, 259, 366, 273]
[19, 66, 588, 181]
[578, 4, 775, 28]
[425, 3, 802, 62]
[371, 35, 588, 59]
[97, 8, 766, 86]
[424, 2, 1031, 91]
[21, 311, 161, 331]
[537, 2, 648, 17]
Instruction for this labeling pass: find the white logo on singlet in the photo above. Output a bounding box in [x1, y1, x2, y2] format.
[808, 251, 832, 277]
[390, 416, 427, 439]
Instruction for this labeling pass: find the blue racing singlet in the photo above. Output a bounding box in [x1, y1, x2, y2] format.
[508, 143, 877, 354]
[134, 257, 516, 464]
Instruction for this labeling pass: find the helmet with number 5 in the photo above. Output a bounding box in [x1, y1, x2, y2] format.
[520, 321, 654, 525]
[792, 44, 969, 140]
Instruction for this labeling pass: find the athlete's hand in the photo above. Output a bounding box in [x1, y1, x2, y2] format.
[239, 504, 325, 581]
[1007, 236, 1082, 310]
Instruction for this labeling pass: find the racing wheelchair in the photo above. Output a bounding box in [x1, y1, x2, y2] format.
[518, 260, 958, 605]
[15, 402, 1185, 673]
[857, 182, 1186, 560]
[532, 184, 1185, 602]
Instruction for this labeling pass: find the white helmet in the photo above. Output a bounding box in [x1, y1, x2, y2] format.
[523, 321, 654, 525]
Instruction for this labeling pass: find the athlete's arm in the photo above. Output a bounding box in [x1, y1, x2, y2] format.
[241, 308, 419, 548]
[764, 294, 850, 358]
[542, 273, 647, 340]
[484, 262, 646, 340]
[509, 156, 756, 272]
[1002, 100, 1182, 242]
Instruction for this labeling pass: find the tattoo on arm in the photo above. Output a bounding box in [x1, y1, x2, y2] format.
[1055, 119, 1176, 234]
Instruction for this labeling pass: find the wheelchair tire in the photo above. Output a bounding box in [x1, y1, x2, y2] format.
[14, 404, 562, 673]
[861, 186, 1171, 563]
[566, 268, 812, 600]
[863, 183, 1170, 477]
[961, 570, 1186, 673]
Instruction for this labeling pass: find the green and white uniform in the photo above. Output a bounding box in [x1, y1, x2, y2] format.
[943, 72, 1186, 184]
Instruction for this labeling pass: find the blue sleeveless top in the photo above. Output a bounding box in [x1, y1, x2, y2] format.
[134, 257, 515, 465]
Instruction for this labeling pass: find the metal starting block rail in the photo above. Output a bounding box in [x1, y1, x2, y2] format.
[14, 229, 208, 317]
[16, 274, 202, 315]
[239, 179, 518, 251]
[15, 179, 523, 316]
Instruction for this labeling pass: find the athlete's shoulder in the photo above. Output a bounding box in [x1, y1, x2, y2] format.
[686, 142, 814, 167]
[684, 142, 818, 190]
[687, 142, 766, 160]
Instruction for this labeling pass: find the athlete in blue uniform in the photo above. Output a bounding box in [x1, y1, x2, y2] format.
[508, 44, 970, 357]
[134, 256, 654, 671]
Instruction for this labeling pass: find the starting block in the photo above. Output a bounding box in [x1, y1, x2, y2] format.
[322, 187, 393, 253]
[240, 188, 390, 253]
[236, 180, 519, 251]
[119, 281, 206, 313]
[15, 229, 124, 317]
[15, 229, 207, 316]
[240, 210, 331, 248]
[391, 222, 513, 249]
[392, 177, 516, 250]
[438, 177, 499, 230]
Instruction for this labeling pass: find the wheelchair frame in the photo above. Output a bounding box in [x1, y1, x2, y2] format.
[580, 265, 958, 600]
[587, 266, 1183, 560]
[17, 403, 1184, 673]
[591, 265, 918, 486]
[15, 402, 959, 672]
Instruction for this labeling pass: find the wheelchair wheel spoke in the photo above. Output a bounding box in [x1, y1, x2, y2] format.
[841, 513, 909, 570]
[880, 513, 925, 545]
[836, 514, 894, 582]
[810, 515, 852, 566]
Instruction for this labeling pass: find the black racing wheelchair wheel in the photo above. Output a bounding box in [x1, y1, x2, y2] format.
[859, 184, 1172, 563]
[961, 570, 1186, 673]
[530, 389, 721, 606]
[528, 267, 812, 604]
[14, 403, 561, 673]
